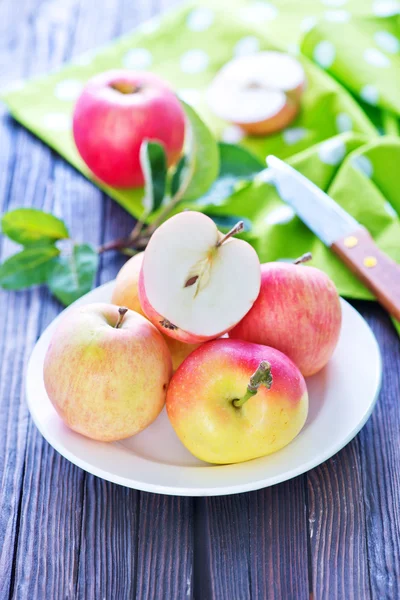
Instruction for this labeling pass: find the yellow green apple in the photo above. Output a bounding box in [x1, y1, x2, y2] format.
[43, 303, 172, 442]
[166, 338, 308, 464]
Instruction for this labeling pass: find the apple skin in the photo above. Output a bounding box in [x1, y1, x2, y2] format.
[230, 262, 342, 377]
[111, 253, 201, 370]
[166, 339, 308, 464]
[240, 101, 298, 136]
[111, 253, 145, 316]
[43, 303, 172, 442]
[73, 70, 185, 188]
[240, 87, 303, 136]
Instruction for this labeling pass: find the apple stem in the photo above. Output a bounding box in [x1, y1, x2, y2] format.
[216, 221, 244, 247]
[293, 252, 312, 265]
[115, 307, 128, 328]
[98, 237, 128, 254]
[109, 82, 141, 94]
[233, 361, 273, 408]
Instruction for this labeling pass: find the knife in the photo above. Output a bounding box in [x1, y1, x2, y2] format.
[266, 155, 400, 322]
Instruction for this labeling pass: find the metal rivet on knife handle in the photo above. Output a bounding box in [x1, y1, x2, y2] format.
[332, 227, 400, 322]
[364, 256, 378, 268]
[344, 236, 358, 248]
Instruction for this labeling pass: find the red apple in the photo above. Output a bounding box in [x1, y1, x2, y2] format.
[73, 69, 185, 188]
[230, 261, 342, 376]
[166, 339, 308, 464]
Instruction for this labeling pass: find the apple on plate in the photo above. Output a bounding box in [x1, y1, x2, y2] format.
[111, 252, 201, 370]
[206, 51, 306, 135]
[166, 338, 308, 464]
[230, 258, 342, 376]
[43, 303, 172, 442]
[138, 211, 261, 344]
[73, 69, 186, 188]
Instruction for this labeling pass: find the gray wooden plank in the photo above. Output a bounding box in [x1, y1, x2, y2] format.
[3, 0, 130, 598]
[249, 479, 309, 600]
[194, 480, 309, 600]
[307, 441, 371, 600]
[75, 477, 139, 600]
[194, 494, 252, 600]
[0, 2, 60, 594]
[135, 493, 194, 600]
[0, 289, 45, 600]
[358, 305, 400, 600]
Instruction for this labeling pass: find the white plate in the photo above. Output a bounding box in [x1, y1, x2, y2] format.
[26, 281, 382, 496]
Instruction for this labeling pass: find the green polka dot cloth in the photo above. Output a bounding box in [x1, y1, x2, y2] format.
[1, 0, 400, 333]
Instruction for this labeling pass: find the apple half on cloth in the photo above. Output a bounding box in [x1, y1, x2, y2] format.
[139, 212, 261, 343]
[206, 51, 306, 135]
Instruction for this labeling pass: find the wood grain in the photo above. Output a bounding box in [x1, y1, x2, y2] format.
[194, 494, 252, 599]
[0, 1, 60, 594]
[136, 494, 194, 600]
[332, 228, 400, 322]
[249, 479, 309, 600]
[307, 441, 370, 600]
[194, 480, 309, 600]
[357, 304, 400, 599]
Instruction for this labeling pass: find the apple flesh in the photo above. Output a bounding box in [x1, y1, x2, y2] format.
[206, 52, 305, 135]
[111, 252, 201, 370]
[230, 261, 342, 376]
[166, 339, 308, 464]
[73, 70, 185, 188]
[43, 303, 172, 442]
[138, 212, 261, 344]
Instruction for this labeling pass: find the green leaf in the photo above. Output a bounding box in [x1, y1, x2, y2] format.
[194, 143, 264, 207]
[170, 156, 187, 197]
[1, 208, 69, 246]
[140, 141, 167, 215]
[0, 246, 59, 290]
[47, 243, 99, 306]
[176, 101, 220, 202]
[218, 143, 265, 178]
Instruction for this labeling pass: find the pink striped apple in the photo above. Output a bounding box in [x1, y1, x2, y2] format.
[166, 339, 308, 464]
[230, 260, 342, 376]
[44, 303, 172, 442]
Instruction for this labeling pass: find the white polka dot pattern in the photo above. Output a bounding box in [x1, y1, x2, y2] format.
[318, 138, 346, 165]
[180, 50, 210, 74]
[313, 41, 336, 68]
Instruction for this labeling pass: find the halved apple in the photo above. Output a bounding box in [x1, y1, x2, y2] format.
[206, 51, 306, 136]
[139, 212, 261, 343]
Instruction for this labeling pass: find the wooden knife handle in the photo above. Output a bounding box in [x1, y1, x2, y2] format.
[332, 227, 400, 322]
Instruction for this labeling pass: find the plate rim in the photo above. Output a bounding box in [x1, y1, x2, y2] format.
[26, 281, 382, 497]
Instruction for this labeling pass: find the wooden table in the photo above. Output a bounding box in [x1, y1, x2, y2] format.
[1, 0, 400, 598]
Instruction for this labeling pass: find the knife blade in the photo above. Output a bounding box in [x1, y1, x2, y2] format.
[266, 155, 400, 322]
